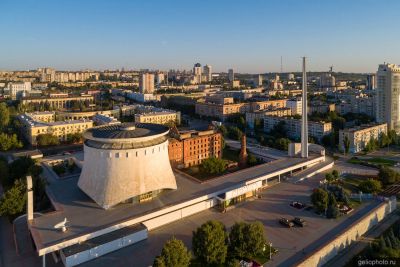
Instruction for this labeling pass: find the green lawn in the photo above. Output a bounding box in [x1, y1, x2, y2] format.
[341, 174, 377, 194]
[348, 157, 396, 167]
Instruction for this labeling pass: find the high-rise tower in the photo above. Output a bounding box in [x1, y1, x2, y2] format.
[301, 57, 308, 158]
[375, 63, 400, 132]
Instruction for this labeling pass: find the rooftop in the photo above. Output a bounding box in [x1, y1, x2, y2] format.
[30, 153, 320, 254]
[87, 123, 169, 139]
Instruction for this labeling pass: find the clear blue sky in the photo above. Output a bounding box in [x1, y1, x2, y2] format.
[1, 0, 399, 73]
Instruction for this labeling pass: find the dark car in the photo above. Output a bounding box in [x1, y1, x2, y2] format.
[290, 201, 305, 209]
[279, 218, 294, 228]
[292, 217, 306, 227]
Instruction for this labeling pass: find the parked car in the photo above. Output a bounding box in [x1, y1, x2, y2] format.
[279, 218, 294, 228]
[292, 217, 306, 227]
[290, 201, 305, 209]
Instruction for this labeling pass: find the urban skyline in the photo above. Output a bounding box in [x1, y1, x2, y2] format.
[1, 0, 400, 73]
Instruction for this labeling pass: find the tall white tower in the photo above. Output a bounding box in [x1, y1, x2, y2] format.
[301, 57, 308, 158]
[375, 63, 400, 132]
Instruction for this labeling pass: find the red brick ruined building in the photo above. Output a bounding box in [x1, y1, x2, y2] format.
[168, 127, 222, 168]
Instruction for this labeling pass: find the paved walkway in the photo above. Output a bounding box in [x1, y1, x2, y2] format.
[324, 212, 400, 267]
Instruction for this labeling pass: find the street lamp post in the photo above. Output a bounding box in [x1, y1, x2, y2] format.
[269, 242, 272, 260]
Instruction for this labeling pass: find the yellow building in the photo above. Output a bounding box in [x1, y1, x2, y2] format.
[134, 111, 181, 126]
[339, 123, 387, 153]
[195, 98, 287, 121]
[25, 111, 55, 122]
[21, 94, 94, 109]
[18, 113, 93, 145]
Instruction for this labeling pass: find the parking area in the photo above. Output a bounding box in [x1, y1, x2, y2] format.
[77, 170, 376, 267]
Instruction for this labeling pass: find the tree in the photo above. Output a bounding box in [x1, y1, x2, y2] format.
[332, 170, 339, 180]
[0, 133, 23, 151]
[0, 179, 26, 220]
[153, 256, 166, 267]
[359, 179, 382, 193]
[243, 221, 266, 258]
[228, 222, 247, 258]
[200, 157, 226, 175]
[37, 133, 60, 146]
[0, 102, 10, 130]
[326, 193, 339, 218]
[379, 133, 390, 148]
[217, 125, 228, 137]
[66, 133, 82, 144]
[378, 166, 400, 186]
[325, 173, 334, 184]
[343, 135, 350, 155]
[227, 126, 243, 141]
[9, 157, 36, 182]
[276, 138, 290, 151]
[247, 154, 258, 166]
[229, 221, 266, 259]
[153, 237, 191, 267]
[311, 188, 329, 213]
[192, 220, 228, 266]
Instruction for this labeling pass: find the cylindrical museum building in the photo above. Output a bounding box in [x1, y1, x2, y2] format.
[78, 122, 177, 209]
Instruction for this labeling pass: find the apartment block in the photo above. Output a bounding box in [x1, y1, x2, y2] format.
[339, 123, 387, 153]
[263, 116, 332, 141]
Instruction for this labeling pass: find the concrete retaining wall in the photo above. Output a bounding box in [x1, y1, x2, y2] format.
[296, 197, 397, 267]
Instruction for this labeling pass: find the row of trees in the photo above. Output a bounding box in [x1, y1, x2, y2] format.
[153, 220, 269, 267]
[36, 132, 83, 147]
[0, 157, 49, 220]
[378, 166, 400, 186]
[0, 103, 24, 151]
[348, 223, 400, 264]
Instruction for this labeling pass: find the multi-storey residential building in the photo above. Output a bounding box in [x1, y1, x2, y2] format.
[228, 69, 234, 83]
[156, 72, 165, 85]
[134, 110, 181, 126]
[263, 116, 332, 141]
[203, 65, 212, 82]
[6, 82, 31, 100]
[192, 63, 202, 84]
[168, 128, 222, 168]
[286, 97, 302, 115]
[339, 123, 387, 153]
[254, 74, 263, 87]
[375, 63, 400, 132]
[21, 94, 94, 109]
[366, 74, 376, 90]
[25, 111, 55, 122]
[308, 101, 335, 114]
[92, 114, 120, 126]
[246, 107, 292, 129]
[319, 73, 336, 88]
[38, 68, 56, 83]
[195, 97, 287, 121]
[139, 73, 155, 94]
[336, 97, 375, 117]
[18, 113, 93, 145]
